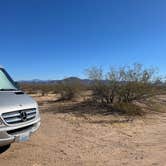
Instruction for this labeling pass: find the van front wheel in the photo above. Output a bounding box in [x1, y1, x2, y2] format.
[0, 144, 11, 153]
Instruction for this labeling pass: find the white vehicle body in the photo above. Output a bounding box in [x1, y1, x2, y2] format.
[0, 66, 40, 146]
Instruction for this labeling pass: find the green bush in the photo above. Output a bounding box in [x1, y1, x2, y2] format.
[86, 63, 158, 104]
[85, 63, 160, 115]
[54, 79, 86, 101]
[113, 102, 144, 116]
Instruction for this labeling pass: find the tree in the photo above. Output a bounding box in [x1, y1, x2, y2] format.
[86, 63, 158, 105]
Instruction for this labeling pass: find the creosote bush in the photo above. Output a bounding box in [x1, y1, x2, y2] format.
[20, 63, 165, 116]
[86, 63, 160, 115]
[113, 102, 144, 116]
[20, 83, 56, 96]
[21, 78, 87, 101]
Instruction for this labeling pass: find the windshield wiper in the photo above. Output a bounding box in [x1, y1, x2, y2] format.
[0, 89, 17, 91]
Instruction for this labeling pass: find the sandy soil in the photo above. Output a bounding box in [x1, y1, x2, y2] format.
[0, 96, 166, 166]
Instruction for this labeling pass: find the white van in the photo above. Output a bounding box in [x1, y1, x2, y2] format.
[0, 66, 40, 148]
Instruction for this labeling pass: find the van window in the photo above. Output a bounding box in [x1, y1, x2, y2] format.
[0, 69, 17, 90]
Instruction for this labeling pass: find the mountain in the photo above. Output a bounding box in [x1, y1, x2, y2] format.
[19, 77, 92, 85]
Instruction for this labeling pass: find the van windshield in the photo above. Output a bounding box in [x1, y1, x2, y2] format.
[0, 68, 17, 91]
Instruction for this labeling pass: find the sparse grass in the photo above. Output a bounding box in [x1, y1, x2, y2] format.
[112, 102, 145, 116]
[144, 96, 166, 113]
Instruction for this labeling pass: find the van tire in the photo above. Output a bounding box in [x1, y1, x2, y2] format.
[0, 144, 11, 153]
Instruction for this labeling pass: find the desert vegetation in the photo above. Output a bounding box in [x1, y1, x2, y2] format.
[9, 64, 166, 166]
[20, 63, 166, 116]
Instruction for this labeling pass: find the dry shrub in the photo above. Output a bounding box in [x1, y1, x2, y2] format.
[86, 63, 160, 115]
[54, 78, 86, 101]
[113, 102, 144, 116]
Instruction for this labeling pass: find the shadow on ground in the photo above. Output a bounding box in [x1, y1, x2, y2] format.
[43, 100, 144, 116]
[40, 100, 137, 124]
[0, 144, 11, 154]
[42, 100, 117, 116]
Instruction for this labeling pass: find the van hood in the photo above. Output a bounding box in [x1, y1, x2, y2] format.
[0, 91, 37, 114]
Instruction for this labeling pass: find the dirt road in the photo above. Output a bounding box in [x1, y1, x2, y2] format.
[0, 106, 166, 166]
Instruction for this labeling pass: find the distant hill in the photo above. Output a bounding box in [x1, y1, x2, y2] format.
[19, 77, 92, 85]
[19, 77, 166, 86]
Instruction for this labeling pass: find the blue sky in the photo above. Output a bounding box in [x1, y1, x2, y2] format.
[0, 0, 166, 80]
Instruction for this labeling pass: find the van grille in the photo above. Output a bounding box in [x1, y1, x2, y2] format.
[7, 124, 34, 135]
[2, 108, 36, 125]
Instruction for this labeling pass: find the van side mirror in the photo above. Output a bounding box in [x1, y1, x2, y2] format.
[15, 81, 20, 89]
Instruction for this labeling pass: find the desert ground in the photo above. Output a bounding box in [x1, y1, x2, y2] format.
[0, 94, 166, 166]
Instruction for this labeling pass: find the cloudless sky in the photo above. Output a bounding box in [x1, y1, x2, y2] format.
[0, 0, 166, 80]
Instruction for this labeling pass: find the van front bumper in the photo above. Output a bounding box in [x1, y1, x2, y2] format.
[0, 119, 40, 146]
